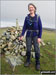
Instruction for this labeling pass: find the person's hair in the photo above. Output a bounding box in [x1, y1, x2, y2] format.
[28, 3, 36, 13]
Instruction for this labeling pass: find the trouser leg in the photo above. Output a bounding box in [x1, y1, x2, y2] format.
[33, 36, 40, 65]
[26, 37, 32, 63]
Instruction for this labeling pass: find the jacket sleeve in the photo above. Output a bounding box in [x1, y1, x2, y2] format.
[38, 16, 42, 38]
[21, 17, 27, 36]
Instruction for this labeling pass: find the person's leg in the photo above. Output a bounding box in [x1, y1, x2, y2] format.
[33, 36, 40, 70]
[24, 36, 32, 67]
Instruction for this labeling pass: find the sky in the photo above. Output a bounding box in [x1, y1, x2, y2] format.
[0, 0, 55, 29]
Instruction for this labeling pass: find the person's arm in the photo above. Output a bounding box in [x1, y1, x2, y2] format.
[21, 17, 27, 36]
[19, 17, 27, 40]
[37, 16, 42, 43]
[38, 16, 42, 38]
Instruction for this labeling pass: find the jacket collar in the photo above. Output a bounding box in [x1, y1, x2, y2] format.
[28, 13, 37, 18]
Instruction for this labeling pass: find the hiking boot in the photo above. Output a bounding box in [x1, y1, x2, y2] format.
[24, 62, 30, 67]
[36, 64, 40, 70]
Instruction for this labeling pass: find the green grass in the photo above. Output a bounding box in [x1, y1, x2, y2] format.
[0, 28, 55, 74]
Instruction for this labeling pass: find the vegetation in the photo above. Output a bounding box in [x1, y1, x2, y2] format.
[0, 28, 55, 74]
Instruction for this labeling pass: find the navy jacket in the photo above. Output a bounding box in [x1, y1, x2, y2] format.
[21, 14, 42, 38]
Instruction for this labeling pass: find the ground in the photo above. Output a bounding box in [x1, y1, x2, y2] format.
[0, 27, 55, 74]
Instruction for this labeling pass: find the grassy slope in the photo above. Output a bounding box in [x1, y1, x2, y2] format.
[0, 28, 55, 74]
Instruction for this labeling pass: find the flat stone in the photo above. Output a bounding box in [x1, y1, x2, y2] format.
[0, 40, 3, 43]
[31, 52, 35, 58]
[23, 42, 26, 48]
[8, 42, 12, 47]
[41, 40, 45, 46]
[6, 35, 10, 40]
[5, 51, 10, 55]
[4, 48, 8, 51]
[46, 42, 51, 45]
[2, 44, 7, 48]
[5, 54, 24, 71]
[21, 51, 26, 56]
[2, 37, 6, 40]
[11, 35, 15, 40]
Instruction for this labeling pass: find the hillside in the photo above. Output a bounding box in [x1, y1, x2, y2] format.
[0, 27, 55, 74]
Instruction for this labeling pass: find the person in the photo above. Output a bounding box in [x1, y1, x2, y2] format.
[19, 3, 42, 70]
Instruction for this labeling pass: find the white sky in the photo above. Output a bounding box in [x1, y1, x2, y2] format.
[0, 0, 55, 28]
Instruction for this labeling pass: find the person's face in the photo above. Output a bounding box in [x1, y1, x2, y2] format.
[28, 5, 35, 14]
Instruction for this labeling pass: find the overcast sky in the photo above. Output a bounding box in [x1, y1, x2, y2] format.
[0, 0, 55, 28]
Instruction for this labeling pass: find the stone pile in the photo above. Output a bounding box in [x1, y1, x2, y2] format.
[0, 26, 47, 71]
[0, 27, 26, 56]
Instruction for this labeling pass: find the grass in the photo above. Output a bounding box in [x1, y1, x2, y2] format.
[0, 28, 55, 74]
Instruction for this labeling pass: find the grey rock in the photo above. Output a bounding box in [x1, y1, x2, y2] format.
[41, 40, 45, 46]
[2, 36, 6, 40]
[10, 35, 15, 40]
[46, 42, 51, 45]
[8, 42, 12, 47]
[6, 35, 10, 40]
[0, 40, 3, 43]
[5, 51, 10, 55]
[21, 51, 26, 56]
[5, 54, 24, 71]
[31, 52, 35, 58]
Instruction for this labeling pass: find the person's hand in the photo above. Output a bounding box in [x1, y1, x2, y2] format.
[19, 36, 23, 40]
[37, 38, 41, 43]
